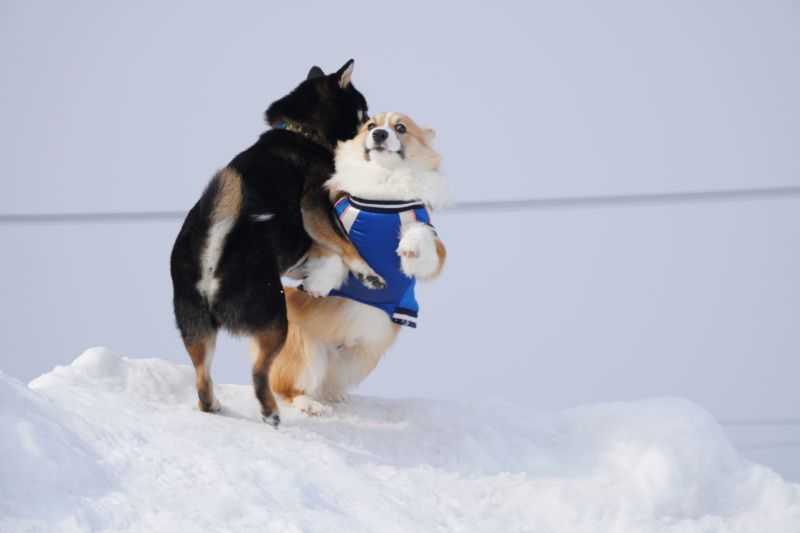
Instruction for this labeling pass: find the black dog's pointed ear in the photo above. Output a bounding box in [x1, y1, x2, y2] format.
[335, 59, 354, 89]
[307, 66, 325, 80]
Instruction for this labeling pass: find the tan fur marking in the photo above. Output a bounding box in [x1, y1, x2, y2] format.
[301, 192, 367, 267]
[281, 287, 350, 342]
[328, 190, 348, 204]
[186, 333, 218, 412]
[429, 238, 447, 280]
[251, 327, 287, 415]
[270, 287, 401, 402]
[268, 323, 306, 403]
[305, 242, 337, 262]
[270, 287, 327, 402]
[212, 168, 243, 223]
[394, 112, 442, 170]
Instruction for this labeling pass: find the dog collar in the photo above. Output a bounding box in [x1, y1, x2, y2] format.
[275, 120, 333, 151]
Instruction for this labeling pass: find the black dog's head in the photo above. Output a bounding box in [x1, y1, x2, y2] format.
[266, 59, 368, 148]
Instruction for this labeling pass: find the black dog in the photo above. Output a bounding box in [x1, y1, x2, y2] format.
[170, 60, 379, 427]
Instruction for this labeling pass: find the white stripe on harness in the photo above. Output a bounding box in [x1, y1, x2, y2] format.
[349, 199, 424, 210]
[398, 209, 418, 227]
[392, 311, 417, 325]
[339, 204, 361, 234]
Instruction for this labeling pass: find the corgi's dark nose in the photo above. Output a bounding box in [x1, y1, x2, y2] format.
[372, 129, 388, 143]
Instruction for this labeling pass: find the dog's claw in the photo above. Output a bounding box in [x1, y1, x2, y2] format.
[364, 274, 386, 290]
[262, 412, 280, 428]
[356, 272, 386, 290]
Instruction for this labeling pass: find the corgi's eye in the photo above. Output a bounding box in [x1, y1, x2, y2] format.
[395, 124, 406, 134]
[367, 123, 376, 130]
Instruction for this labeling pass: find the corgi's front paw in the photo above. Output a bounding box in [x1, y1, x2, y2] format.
[321, 389, 350, 404]
[398, 223, 438, 278]
[292, 395, 330, 416]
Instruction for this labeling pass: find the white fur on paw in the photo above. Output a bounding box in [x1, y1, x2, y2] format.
[322, 390, 350, 404]
[303, 254, 348, 297]
[292, 395, 330, 416]
[198, 397, 221, 413]
[209, 397, 221, 412]
[398, 223, 438, 278]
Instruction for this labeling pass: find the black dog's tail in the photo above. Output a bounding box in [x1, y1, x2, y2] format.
[170, 167, 244, 345]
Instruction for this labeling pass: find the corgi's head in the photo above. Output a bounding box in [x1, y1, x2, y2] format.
[361, 112, 440, 169]
[328, 112, 449, 209]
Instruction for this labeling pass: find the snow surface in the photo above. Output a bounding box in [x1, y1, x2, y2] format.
[2, 348, 799, 532]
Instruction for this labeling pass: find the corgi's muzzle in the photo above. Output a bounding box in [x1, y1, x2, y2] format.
[364, 121, 403, 159]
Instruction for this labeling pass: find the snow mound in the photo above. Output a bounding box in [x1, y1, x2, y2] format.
[0, 370, 111, 531]
[29, 346, 195, 404]
[2, 347, 799, 532]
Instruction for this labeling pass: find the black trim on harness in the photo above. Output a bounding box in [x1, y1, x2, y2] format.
[348, 196, 426, 213]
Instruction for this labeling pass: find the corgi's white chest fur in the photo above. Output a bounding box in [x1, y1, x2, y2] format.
[326, 139, 449, 209]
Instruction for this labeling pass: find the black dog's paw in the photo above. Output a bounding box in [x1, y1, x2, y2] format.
[365, 274, 386, 290]
[262, 411, 280, 429]
[356, 272, 386, 290]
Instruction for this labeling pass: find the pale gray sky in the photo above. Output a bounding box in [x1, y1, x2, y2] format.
[1, 1, 799, 479]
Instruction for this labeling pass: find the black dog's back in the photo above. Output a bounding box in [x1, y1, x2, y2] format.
[169, 60, 369, 427]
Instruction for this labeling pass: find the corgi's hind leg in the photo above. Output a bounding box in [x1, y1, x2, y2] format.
[266, 320, 306, 407]
[319, 318, 401, 403]
[319, 343, 381, 403]
[271, 333, 330, 417]
[270, 287, 335, 416]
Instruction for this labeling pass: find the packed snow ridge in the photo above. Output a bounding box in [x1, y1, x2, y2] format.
[1, 348, 799, 532]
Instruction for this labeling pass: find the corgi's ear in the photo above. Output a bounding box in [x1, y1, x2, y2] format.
[422, 128, 436, 144]
[307, 66, 325, 80]
[336, 59, 354, 89]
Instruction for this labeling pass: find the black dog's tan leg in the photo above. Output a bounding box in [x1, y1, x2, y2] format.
[251, 323, 288, 428]
[300, 189, 385, 290]
[186, 332, 220, 413]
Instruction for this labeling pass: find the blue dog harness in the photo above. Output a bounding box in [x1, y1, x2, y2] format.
[328, 195, 433, 328]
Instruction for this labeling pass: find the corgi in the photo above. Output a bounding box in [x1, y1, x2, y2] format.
[268, 112, 449, 415]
